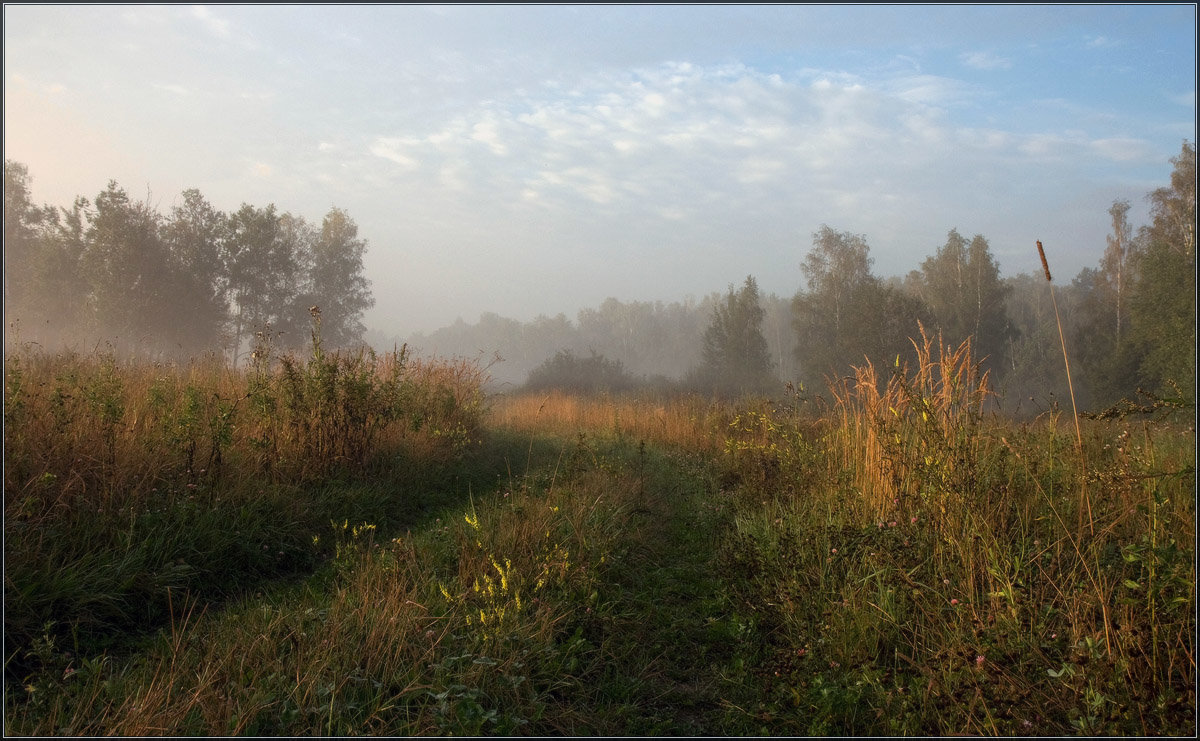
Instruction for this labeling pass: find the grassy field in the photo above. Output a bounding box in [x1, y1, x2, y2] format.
[4, 333, 1195, 735]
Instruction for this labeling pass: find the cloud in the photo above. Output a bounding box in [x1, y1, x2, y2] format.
[185, 5, 259, 51]
[369, 137, 421, 171]
[470, 118, 508, 155]
[153, 83, 190, 96]
[960, 51, 1013, 70]
[1090, 137, 1153, 163]
[364, 60, 1138, 233]
[190, 5, 231, 39]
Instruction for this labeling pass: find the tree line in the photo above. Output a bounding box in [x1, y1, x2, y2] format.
[6, 141, 1193, 412]
[407, 141, 1194, 412]
[3, 163, 375, 360]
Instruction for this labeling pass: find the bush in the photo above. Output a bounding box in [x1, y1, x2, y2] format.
[523, 350, 637, 395]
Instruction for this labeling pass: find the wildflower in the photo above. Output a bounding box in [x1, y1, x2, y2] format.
[830, 548, 837, 555]
[975, 655, 985, 667]
[910, 516, 917, 524]
[889, 521, 897, 527]
[951, 599, 959, 606]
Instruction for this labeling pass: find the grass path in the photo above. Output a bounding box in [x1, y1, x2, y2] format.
[559, 440, 743, 735]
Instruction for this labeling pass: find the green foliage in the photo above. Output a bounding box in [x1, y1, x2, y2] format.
[4, 378, 1194, 735]
[3, 161, 375, 359]
[1128, 240, 1195, 399]
[793, 226, 925, 390]
[913, 229, 1014, 381]
[695, 275, 777, 396]
[3, 331, 487, 693]
[524, 349, 637, 394]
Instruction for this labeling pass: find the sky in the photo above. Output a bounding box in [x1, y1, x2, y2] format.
[4, 4, 1196, 336]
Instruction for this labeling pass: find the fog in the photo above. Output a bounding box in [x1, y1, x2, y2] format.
[4, 5, 1195, 408]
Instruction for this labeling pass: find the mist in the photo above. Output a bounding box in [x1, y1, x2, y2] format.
[5, 5, 1195, 412]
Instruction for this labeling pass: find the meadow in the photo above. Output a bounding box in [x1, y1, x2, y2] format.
[3, 328, 1194, 735]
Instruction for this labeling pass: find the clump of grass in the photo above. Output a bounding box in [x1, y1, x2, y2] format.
[715, 324, 1195, 735]
[3, 318, 488, 691]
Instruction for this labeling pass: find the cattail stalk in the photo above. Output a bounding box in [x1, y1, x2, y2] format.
[1038, 240, 1111, 658]
[1036, 241, 1091, 536]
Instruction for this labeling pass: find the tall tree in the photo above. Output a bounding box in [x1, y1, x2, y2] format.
[1145, 140, 1196, 261]
[3, 161, 54, 323]
[224, 203, 302, 360]
[162, 189, 231, 352]
[1127, 140, 1196, 398]
[82, 182, 177, 348]
[1101, 199, 1135, 348]
[697, 275, 775, 394]
[792, 226, 921, 387]
[304, 207, 374, 348]
[913, 229, 1013, 378]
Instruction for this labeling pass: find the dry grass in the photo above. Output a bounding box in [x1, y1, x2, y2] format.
[7, 440, 638, 736]
[718, 322, 1195, 733]
[488, 390, 730, 454]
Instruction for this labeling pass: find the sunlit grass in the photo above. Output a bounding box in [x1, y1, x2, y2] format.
[487, 389, 730, 453]
[5, 332, 1194, 735]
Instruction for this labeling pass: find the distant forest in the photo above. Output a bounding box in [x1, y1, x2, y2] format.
[397, 141, 1195, 413]
[3, 166, 374, 362]
[5, 141, 1194, 413]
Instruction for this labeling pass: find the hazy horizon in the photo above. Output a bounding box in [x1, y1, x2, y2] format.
[5, 4, 1195, 336]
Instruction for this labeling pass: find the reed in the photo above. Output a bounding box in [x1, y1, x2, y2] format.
[1037, 240, 1092, 539]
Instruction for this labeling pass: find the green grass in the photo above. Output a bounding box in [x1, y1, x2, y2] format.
[4, 338, 1195, 736]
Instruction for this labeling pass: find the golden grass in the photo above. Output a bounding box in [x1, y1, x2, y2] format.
[487, 390, 730, 453]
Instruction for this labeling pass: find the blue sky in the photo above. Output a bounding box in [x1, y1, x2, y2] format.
[4, 4, 1196, 334]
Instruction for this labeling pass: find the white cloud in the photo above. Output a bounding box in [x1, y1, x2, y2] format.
[960, 51, 1013, 70]
[470, 119, 507, 155]
[190, 5, 231, 39]
[362, 61, 1103, 227]
[735, 157, 785, 184]
[887, 74, 975, 106]
[369, 137, 421, 171]
[1085, 35, 1123, 49]
[1090, 137, 1152, 163]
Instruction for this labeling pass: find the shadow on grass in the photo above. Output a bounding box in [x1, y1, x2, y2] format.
[3, 429, 569, 689]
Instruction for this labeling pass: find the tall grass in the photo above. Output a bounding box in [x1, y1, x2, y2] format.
[4, 430, 644, 736]
[717, 324, 1195, 734]
[4, 322, 487, 686]
[488, 390, 730, 454]
[5, 322, 1193, 735]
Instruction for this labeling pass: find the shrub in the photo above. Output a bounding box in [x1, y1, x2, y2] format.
[523, 350, 637, 395]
